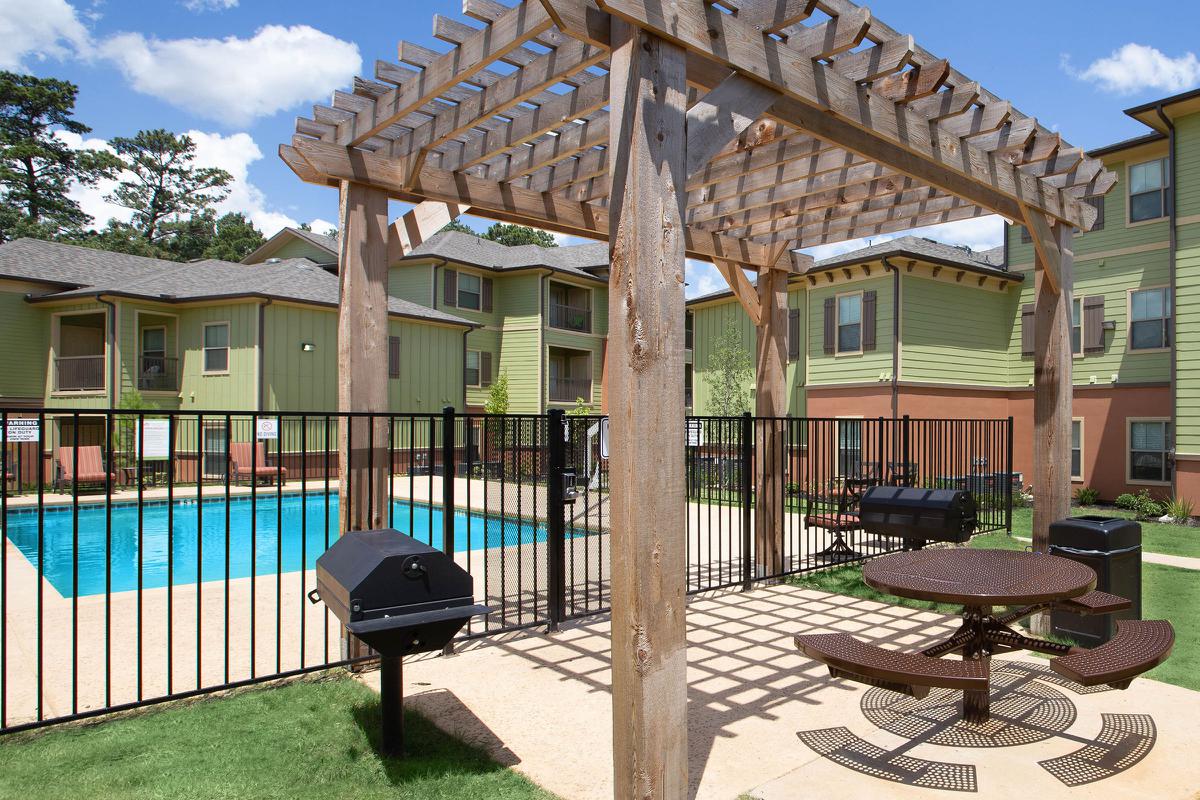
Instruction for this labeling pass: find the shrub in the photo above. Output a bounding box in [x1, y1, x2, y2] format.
[1114, 493, 1138, 511]
[1116, 489, 1166, 520]
[1073, 487, 1100, 506]
[1165, 496, 1195, 523]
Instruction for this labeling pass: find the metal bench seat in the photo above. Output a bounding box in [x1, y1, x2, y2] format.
[1053, 589, 1132, 617]
[1050, 620, 1175, 689]
[795, 632, 988, 699]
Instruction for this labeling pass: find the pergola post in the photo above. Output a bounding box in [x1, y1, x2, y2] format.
[1030, 219, 1074, 634]
[607, 18, 689, 799]
[754, 267, 787, 577]
[337, 180, 391, 536]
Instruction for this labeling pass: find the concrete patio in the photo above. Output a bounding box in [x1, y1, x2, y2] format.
[382, 583, 1200, 800]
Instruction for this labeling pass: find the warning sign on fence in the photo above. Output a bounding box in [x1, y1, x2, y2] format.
[4, 418, 38, 443]
[256, 418, 279, 440]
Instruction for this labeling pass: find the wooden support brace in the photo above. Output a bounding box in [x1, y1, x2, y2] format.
[388, 200, 465, 261]
[685, 73, 781, 179]
[713, 259, 762, 325]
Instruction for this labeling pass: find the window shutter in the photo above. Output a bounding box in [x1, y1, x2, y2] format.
[1084, 295, 1105, 352]
[862, 290, 877, 351]
[480, 352, 492, 386]
[443, 268, 457, 306]
[481, 277, 493, 313]
[787, 308, 800, 361]
[388, 335, 401, 379]
[822, 297, 835, 354]
[1021, 304, 1035, 356]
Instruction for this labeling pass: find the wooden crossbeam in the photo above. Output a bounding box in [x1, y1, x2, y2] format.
[734, 0, 819, 35]
[387, 200, 465, 261]
[685, 73, 781, 178]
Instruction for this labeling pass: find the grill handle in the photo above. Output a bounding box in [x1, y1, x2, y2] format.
[307, 589, 321, 605]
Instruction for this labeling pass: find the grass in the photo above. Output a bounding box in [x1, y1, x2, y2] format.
[790, 532, 1199, 691]
[0, 675, 558, 800]
[1010, 506, 1200, 560]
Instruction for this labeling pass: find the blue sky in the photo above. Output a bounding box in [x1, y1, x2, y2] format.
[7, 0, 1200, 295]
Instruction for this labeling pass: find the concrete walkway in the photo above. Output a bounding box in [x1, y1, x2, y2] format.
[376, 583, 1199, 800]
[1014, 536, 1200, 570]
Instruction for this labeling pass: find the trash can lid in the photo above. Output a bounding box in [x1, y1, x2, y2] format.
[1048, 515, 1141, 551]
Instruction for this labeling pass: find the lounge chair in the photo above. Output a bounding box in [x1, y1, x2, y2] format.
[55, 446, 115, 493]
[230, 442, 288, 485]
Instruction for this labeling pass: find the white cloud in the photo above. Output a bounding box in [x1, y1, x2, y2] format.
[685, 259, 726, 299]
[1064, 44, 1200, 95]
[57, 128, 319, 237]
[0, 0, 91, 70]
[98, 25, 360, 126]
[182, 0, 238, 11]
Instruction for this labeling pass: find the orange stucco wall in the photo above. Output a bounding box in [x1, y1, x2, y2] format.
[805, 384, 1173, 502]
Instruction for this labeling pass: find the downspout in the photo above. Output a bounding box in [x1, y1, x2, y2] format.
[429, 258, 447, 309]
[881, 258, 901, 419]
[1155, 103, 1178, 494]
[258, 298, 272, 412]
[539, 270, 548, 412]
[96, 294, 117, 408]
[462, 327, 470, 410]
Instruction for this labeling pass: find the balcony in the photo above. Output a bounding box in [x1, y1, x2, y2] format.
[549, 377, 592, 403]
[139, 356, 180, 392]
[55, 355, 105, 392]
[549, 303, 591, 333]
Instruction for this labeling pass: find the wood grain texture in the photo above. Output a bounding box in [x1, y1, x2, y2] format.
[336, 181, 391, 536]
[606, 19, 688, 800]
[755, 267, 787, 576]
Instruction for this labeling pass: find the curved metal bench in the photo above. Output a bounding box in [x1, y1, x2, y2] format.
[795, 632, 988, 699]
[1050, 620, 1175, 689]
[1053, 589, 1132, 617]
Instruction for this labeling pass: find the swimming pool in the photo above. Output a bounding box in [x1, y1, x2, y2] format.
[3, 493, 547, 598]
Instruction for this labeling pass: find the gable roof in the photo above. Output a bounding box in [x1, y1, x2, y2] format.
[0, 238, 472, 327]
[686, 235, 1019, 306]
[399, 231, 608, 282]
[240, 226, 338, 265]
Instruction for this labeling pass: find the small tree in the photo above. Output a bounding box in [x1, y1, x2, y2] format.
[567, 397, 594, 416]
[482, 222, 556, 247]
[484, 370, 510, 414]
[705, 323, 752, 417]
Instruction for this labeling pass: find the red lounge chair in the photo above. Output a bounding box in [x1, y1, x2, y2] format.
[230, 442, 288, 485]
[56, 446, 115, 492]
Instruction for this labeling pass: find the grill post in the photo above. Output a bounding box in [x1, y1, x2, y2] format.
[740, 411, 753, 591]
[379, 654, 404, 756]
[547, 409, 567, 631]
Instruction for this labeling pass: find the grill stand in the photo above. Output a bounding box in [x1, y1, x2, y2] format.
[380, 655, 404, 756]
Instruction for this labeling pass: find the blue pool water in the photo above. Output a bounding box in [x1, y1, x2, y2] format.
[3, 493, 546, 598]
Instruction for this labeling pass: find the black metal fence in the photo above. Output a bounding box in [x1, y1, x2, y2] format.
[0, 407, 1010, 733]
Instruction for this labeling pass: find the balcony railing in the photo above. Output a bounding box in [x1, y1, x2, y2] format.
[54, 355, 105, 391]
[139, 356, 180, 392]
[549, 303, 591, 333]
[550, 377, 592, 403]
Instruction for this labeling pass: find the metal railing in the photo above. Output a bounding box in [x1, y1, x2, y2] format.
[548, 303, 591, 333]
[138, 356, 179, 392]
[0, 406, 1010, 734]
[549, 377, 592, 403]
[54, 356, 105, 391]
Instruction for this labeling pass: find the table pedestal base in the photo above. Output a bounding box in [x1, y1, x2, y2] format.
[960, 606, 991, 723]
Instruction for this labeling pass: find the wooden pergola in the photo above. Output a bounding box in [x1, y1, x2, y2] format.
[279, 1, 1116, 796]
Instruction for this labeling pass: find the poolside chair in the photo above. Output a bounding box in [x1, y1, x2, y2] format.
[55, 446, 115, 493]
[229, 442, 288, 485]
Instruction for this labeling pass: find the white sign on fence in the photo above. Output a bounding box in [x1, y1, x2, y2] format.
[686, 419, 704, 448]
[137, 419, 170, 460]
[599, 417, 609, 460]
[256, 418, 279, 440]
[4, 418, 39, 443]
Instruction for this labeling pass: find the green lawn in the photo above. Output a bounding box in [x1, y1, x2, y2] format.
[790, 534, 1199, 691]
[0, 675, 557, 800]
[1010, 506, 1200, 560]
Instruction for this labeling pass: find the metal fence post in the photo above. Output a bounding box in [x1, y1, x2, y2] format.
[902, 414, 912, 486]
[546, 409, 567, 631]
[1006, 415, 1014, 536]
[740, 411, 753, 591]
[441, 406, 456, 557]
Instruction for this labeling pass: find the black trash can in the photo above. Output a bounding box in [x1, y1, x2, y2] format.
[1049, 515, 1142, 646]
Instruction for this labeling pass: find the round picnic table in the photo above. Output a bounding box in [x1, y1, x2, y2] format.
[863, 549, 1096, 722]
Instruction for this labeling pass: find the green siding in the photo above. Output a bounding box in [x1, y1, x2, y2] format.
[388, 319, 463, 412]
[1175, 225, 1200, 452]
[498, 329, 541, 413]
[807, 277, 894, 386]
[387, 263, 434, 306]
[118, 302, 181, 407]
[177, 303, 258, 411]
[1174, 114, 1200, 220]
[465, 327, 502, 409]
[902, 277, 1014, 386]
[262, 303, 338, 412]
[269, 238, 335, 263]
[0, 283, 50, 402]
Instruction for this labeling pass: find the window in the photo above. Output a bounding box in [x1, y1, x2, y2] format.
[465, 350, 481, 387]
[1130, 287, 1171, 350]
[142, 327, 165, 360]
[1129, 158, 1168, 223]
[837, 419, 863, 477]
[457, 272, 481, 310]
[684, 363, 693, 408]
[836, 293, 862, 353]
[1071, 419, 1083, 481]
[1129, 420, 1172, 483]
[1071, 298, 1082, 355]
[203, 322, 229, 373]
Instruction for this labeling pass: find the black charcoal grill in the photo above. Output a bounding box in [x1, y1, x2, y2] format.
[310, 529, 488, 755]
[859, 486, 977, 549]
